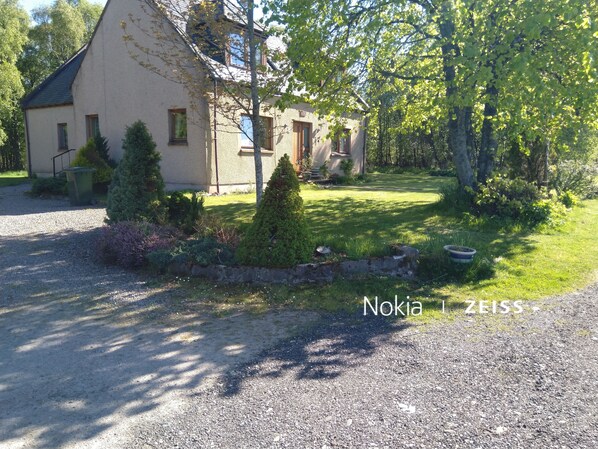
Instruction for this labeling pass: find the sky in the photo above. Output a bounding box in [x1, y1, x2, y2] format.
[20, 0, 107, 14]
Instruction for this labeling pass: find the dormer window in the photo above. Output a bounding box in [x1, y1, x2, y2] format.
[229, 33, 246, 67]
[227, 32, 266, 69]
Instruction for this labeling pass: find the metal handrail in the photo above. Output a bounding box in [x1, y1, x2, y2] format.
[52, 149, 76, 177]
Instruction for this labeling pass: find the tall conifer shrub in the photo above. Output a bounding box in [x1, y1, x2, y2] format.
[107, 121, 167, 224]
[237, 155, 313, 267]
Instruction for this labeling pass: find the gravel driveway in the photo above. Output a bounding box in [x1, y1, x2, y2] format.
[1, 184, 597, 449]
[0, 184, 319, 449]
[131, 288, 598, 449]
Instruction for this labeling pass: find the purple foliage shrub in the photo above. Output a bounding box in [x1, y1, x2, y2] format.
[97, 221, 180, 268]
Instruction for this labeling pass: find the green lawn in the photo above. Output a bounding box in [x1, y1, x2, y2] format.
[182, 173, 598, 319]
[0, 171, 29, 187]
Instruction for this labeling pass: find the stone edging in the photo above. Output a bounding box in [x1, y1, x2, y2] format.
[169, 246, 419, 285]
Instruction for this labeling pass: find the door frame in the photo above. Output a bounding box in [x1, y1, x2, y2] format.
[292, 121, 312, 171]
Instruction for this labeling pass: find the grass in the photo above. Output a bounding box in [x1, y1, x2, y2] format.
[176, 173, 598, 320]
[0, 171, 29, 187]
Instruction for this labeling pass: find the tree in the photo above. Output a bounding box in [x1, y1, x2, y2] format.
[19, 0, 103, 91]
[269, 0, 598, 188]
[2, 0, 102, 172]
[122, 0, 291, 205]
[236, 154, 312, 267]
[107, 121, 167, 224]
[0, 0, 28, 171]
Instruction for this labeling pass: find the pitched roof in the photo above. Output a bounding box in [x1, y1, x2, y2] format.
[21, 46, 87, 110]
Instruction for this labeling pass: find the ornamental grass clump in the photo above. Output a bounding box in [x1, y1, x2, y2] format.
[237, 154, 313, 268]
[107, 121, 167, 224]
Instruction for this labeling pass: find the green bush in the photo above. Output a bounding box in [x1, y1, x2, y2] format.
[167, 191, 204, 233]
[107, 121, 167, 224]
[94, 134, 116, 168]
[429, 168, 457, 177]
[436, 181, 473, 213]
[474, 176, 540, 218]
[558, 190, 579, 209]
[473, 176, 564, 227]
[236, 154, 313, 268]
[339, 158, 355, 178]
[550, 159, 598, 198]
[72, 138, 114, 186]
[30, 176, 67, 196]
[319, 161, 330, 179]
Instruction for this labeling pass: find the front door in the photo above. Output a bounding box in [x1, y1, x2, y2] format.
[292, 121, 312, 171]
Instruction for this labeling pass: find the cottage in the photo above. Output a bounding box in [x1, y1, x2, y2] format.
[22, 0, 366, 193]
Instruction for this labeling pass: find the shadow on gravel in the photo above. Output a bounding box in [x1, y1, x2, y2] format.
[0, 229, 314, 449]
[220, 316, 413, 397]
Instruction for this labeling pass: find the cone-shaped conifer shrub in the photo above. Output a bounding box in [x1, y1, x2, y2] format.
[237, 154, 313, 267]
[107, 121, 167, 224]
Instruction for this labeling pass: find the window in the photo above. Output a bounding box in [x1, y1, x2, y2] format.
[86, 115, 100, 141]
[169, 109, 188, 144]
[240, 115, 273, 151]
[332, 129, 351, 154]
[57, 123, 68, 151]
[255, 45, 263, 67]
[229, 33, 246, 67]
[227, 32, 266, 69]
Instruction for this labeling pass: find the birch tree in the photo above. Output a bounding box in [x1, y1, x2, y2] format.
[269, 0, 598, 188]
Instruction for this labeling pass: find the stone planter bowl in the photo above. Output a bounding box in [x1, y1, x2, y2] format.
[443, 245, 477, 264]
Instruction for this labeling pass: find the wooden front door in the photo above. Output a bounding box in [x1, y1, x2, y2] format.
[292, 121, 312, 171]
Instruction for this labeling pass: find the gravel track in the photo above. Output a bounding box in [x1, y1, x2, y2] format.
[1, 183, 597, 449]
[0, 184, 319, 449]
[131, 287, 598, 449]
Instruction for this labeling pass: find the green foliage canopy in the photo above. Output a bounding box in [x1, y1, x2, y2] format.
[268, 0, 598, 186]
[18, 0, 102, 91]
[0, 0, 28, 146]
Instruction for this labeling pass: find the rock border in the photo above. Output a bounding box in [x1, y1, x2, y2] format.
[169, 246, 419, 285]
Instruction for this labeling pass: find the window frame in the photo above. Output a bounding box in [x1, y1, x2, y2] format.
[240, 114, 273, 152]
[85, 115, 100, 141]
[227, 32, 267, 69]
[168, 108, 188, 145]
[57, 123, 68, 151]
[228, 32, 247, 68]
[333, 128, 352, 155]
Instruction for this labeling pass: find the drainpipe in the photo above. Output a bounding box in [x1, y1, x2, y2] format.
[362, 115, 369, 175]
[213, 79, 220, 194]
[24, 109, 33, 177]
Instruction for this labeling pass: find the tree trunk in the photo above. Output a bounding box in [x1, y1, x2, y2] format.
[247, 0, 263, 206]
[448, 107, 475, 187]
[439, 4, 475, 188]
[477, 13, 499, 185]
[377, 107, 384, 166]
[477, 86, 498, 184]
